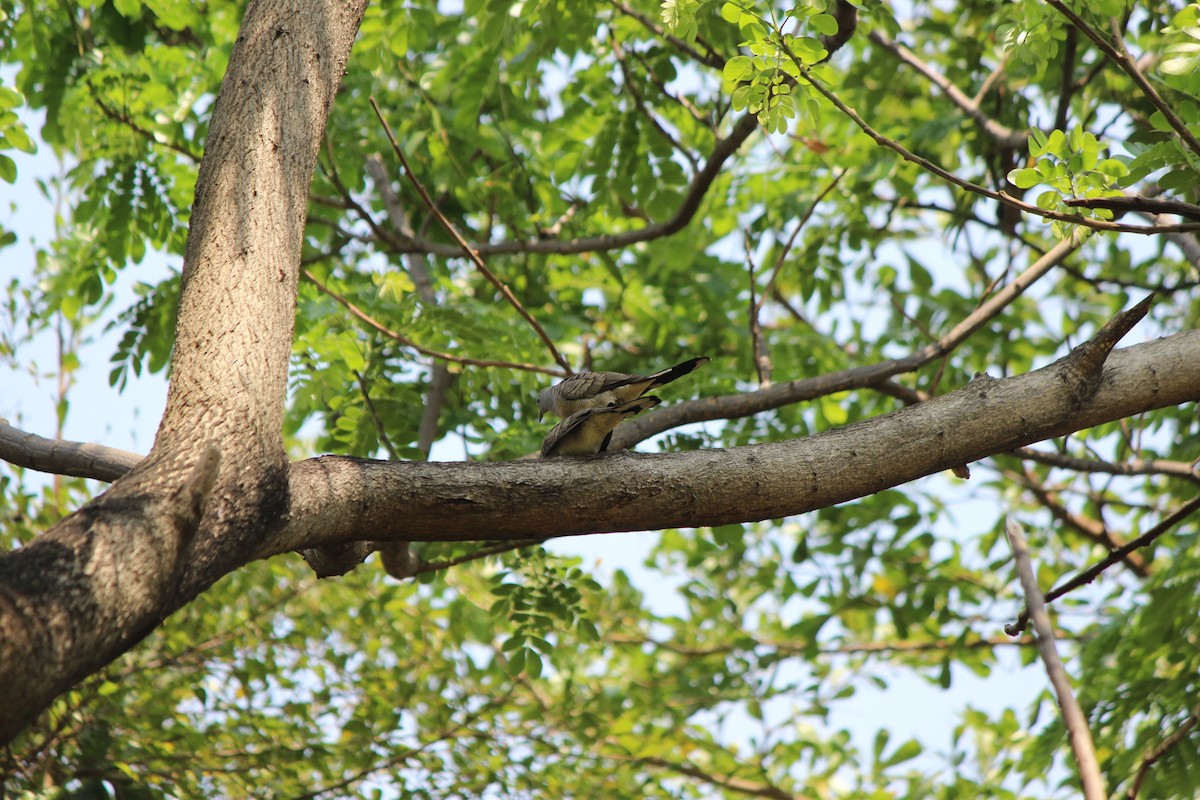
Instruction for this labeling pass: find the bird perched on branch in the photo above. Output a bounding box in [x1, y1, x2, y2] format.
[540, 396, 661, 457]
[536, 356, 709, 421]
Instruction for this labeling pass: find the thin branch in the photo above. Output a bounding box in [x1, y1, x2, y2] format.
[1042, 0, 1200, 160]
[385, 112, 762, 259]
[1006, 495, 1200, 636]
[364, 153, 453, 458]
[608, 0, 725, 71]
[369, 96, 573, 374]
[627, 47, 710, 124]
[90, 94, 202, 163]
[754, 169, 846, 319]
[1012, 446, 1200, 483]
[1054, 26, 1078, 132]
[1126, 707, 1200, 800]
[782, 44, 1200, 236]
[611, 36, 698, 170]
[868, 31, 1028, 149]
[973, 53, 1010, 106]
[608, 631, 1058, 658]
[1005, 518, 1106, 800]
[604, 747, 797, 800]
[744, 234, 772, 385]
[355, 370, 400, 461]
[1005, 466, 1149, 576]
[302, 268, 566, 377]
[285, 695, 510, 800]
[1064, 195, 1200, 221]
[612, 235, 1079, 448]
[318, 140, 403, 252]
[411, 538, 549, 577]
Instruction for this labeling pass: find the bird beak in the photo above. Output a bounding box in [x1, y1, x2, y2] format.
[538, 411, 545, 422]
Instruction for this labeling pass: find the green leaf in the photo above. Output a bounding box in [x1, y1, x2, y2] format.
[1008, 167, 1041, 189]
[723, 55, 753, 82]
[810, 13, 839, 36]
[883, 738, 924, 767]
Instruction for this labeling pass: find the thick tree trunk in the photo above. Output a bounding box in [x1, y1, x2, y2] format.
[0, 0, 367, 745]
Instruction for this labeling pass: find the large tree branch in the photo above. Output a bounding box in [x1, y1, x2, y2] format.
[269, 329, 1200, 553]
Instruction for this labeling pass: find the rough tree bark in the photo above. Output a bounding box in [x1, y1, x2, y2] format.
[0, 0, 369, 744]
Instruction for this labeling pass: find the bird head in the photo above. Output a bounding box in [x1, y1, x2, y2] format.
[536, 388, 553, 421]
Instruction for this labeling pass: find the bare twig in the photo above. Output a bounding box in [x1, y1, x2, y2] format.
[355, 370, 400, 461]
[755, 169, 846, 319]
[1126, 707, 1200, 799]
[744, 234, 772, 386]
[973, 54, 1010, 106]
[607, 631, 1064, 658]
[608, 0, 725, 70]
[302, 268, 565, 377]
[611, 36, 698, 169]
[369, 96, 573, 375]
[1005, 518, 1106, 799]
[1005, 466, 1149, 576]
[1006, 495, 1200, 636]
[1012, 446, 1200, 483]
[364, 153, 453, 458]
[627, 47, 710, 124]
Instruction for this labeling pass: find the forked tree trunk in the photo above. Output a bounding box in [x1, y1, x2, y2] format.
[0, 0, 369, 743]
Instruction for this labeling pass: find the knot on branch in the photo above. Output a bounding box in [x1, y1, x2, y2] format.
[1057, 294, 1154, 409]
[300, 541, 379, 578]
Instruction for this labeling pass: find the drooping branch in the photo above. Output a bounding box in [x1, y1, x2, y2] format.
[301, 267, 564, 376]
[370, 97, 572, 374]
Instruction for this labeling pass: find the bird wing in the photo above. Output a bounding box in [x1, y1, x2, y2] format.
[540, 396, 661, 457]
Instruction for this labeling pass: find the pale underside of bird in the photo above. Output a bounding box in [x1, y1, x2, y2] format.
[536, 356, 709, 421]
[539, 396, 662, 457]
